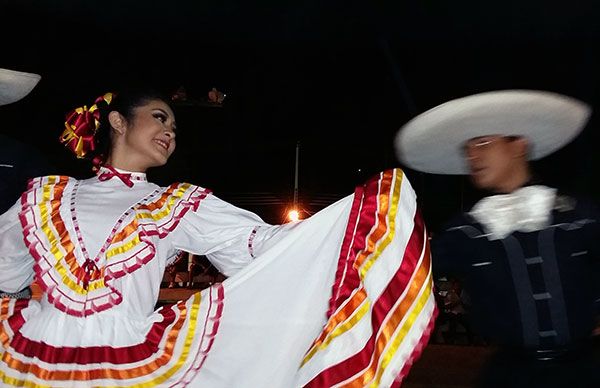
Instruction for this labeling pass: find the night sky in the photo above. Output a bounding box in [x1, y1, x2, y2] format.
[1, 0, 599, 227]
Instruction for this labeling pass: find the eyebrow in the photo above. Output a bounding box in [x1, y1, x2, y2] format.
[153, 108, 170, 116]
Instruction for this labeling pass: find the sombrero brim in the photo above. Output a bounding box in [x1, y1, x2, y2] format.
[394, 90, 592, 175]
[0, 68, 41, 106]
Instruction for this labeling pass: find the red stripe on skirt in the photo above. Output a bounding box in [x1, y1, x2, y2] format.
[305, 210, 426, 387]
[6, 302, 179, 364]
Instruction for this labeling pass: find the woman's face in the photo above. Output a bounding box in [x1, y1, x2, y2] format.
[119, 99, 177, 170]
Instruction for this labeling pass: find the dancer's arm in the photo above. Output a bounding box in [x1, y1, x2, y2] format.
[173, 192, 291, 277]
[0, 201, 35, 293]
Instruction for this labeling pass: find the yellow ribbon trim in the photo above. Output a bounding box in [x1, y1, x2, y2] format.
[369, 271, 433, 387]
[33, 181, 195, 296]
[302, 298, 371, 366]
[359, 169, 403, 279]
[59, 123, 86, 158]
[37, 178, 103, 294]
[109, 292, 202, 388]
[106, 183, 192, 259]
[0, 293, 202, 387]
[0, 372, 53, 388]
[35, 181, 192, 294]
[55, 260, 104, 293]
[137, 184, 190, 221]
[302, 170, 403, 365]
[106, 234, 141, 259]
[344, 232, 431, 387]
[59, 93, 113, 158]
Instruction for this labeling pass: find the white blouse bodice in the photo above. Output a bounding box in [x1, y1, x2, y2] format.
[0, 169, 281, 321]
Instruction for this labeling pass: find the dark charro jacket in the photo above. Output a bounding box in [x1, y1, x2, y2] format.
[0, 134, 53, 214]
[432, 190, 600, 351]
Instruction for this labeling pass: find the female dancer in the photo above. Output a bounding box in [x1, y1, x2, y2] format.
[0, 88, 435, 387]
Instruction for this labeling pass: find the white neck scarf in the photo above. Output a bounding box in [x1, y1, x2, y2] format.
[469, 185, 557, 240]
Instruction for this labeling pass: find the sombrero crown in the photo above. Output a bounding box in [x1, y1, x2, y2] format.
[395, 90, 591, 175]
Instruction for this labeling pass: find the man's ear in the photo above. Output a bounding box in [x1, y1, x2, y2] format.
[513, 136, 529, 158]
[108, 111, 126, 135]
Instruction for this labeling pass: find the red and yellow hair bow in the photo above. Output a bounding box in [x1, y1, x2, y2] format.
[60, 93, 113, 158]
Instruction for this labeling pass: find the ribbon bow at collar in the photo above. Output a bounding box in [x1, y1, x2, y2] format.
[469, 185, 557, 240]
[97, 165, 146, 188]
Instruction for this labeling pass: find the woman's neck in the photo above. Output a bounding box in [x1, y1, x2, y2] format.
[104, 156, 147, 173]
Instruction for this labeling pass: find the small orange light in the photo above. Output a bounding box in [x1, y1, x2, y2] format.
[288, 209, 300, 222]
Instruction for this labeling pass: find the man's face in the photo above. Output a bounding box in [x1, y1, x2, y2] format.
[463, 135, 528, 192]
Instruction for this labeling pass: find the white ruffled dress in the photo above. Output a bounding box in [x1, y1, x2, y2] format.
[0, 167, 436, 387]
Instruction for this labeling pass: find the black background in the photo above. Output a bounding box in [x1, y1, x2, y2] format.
[1, 0, 598, 227]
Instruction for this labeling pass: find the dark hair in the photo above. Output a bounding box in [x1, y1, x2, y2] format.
[92, 88, 172, 164]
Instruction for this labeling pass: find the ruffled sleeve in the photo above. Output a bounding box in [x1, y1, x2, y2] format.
[0, 200, 34, 293]
[172, 188, 288, 277]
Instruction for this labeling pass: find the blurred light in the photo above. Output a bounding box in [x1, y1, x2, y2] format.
[288, 209, 300, 222]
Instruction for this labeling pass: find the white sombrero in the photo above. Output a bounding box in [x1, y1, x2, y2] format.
[395, 89, 592, 175]
[0, 68, 41, 106]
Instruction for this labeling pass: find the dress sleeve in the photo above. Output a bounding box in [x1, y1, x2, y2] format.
[0, 200, 35, 293]
[173, 191, 288, 277]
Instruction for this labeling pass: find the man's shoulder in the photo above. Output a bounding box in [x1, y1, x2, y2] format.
[0, 134, 52, 169]
[0, 134, 38, 152]
[436, 212, 476, 233]
[552, 188, 599, 220]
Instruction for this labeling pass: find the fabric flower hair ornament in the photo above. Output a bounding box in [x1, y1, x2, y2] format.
[59, 93, 113, 158]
